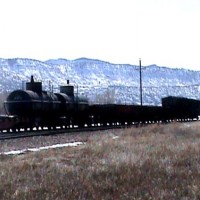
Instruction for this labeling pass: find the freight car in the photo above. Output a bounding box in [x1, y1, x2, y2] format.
[88, 104, 165, 126]
[2, 76, 200, 132]
[89, 97, 200, 126]
[162, 96, 200, 121]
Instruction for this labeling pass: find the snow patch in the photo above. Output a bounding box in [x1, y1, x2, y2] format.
[1, 142, 84, 155]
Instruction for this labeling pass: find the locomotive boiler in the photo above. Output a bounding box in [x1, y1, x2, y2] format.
[4, 76, 61, 117]
[4, 76, 89, 128]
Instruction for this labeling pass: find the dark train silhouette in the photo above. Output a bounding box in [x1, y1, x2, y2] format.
[1, 76, 200, 132]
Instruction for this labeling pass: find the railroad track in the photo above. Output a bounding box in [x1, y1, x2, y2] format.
[0, 118, 197, 140]
[0, 124, 126, 140]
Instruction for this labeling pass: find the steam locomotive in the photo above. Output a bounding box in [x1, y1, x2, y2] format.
[1, 76, 200, 132]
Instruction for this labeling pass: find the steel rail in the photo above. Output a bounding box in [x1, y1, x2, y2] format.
[0, 124, 126, 140]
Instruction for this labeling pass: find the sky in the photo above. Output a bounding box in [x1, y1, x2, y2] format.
[0, 0, 200, 70]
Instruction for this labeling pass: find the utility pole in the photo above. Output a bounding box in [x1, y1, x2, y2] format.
[139, 58, 143, 106]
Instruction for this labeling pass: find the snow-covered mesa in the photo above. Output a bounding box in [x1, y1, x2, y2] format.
[0, 57, 200, 105]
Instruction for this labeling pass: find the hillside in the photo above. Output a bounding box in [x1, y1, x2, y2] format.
[0, 57, 200, 105]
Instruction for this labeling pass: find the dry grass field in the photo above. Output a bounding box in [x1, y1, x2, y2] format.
[1, 122, 200, 199]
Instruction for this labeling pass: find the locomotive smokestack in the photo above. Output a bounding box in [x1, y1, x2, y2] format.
[31, 75, 34, 83]
[67, 80, 69, 85]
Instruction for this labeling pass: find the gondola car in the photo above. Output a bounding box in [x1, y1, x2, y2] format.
[162, 96, 200, 120]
